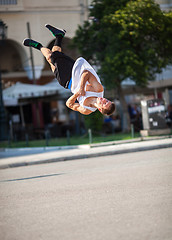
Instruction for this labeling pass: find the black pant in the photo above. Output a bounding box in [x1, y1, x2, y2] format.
[51, 51, 75, 89]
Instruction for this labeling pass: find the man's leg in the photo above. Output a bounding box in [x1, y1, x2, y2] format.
[44, 24, 66, 68]
[23, 26, 74, 88]
[22, 38, 43, 50]
[40, 47, 56, 72]
[45, 24, 74, 88]
[52, 45, 61, 53]
[45, 24, 66, 48]
[23, 38, 56, 72]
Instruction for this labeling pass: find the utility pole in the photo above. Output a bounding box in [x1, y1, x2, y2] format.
[27, 22, 36, 85]
[26, 22, 40, 129]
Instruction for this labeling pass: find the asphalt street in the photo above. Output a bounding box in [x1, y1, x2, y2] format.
[0, 148, 172, 240]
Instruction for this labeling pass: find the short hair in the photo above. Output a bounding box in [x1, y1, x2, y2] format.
[101, 102, 116, 116]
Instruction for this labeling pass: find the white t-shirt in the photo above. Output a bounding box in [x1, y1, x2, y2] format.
[71, 57, 104, 112]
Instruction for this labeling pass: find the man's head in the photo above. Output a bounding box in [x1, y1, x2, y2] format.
[96, 97, 116, 116]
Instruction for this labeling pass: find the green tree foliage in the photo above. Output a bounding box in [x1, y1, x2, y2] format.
[74, 0, 172, 88]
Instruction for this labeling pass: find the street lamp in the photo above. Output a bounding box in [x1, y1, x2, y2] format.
[0, 20, 8, 141]
[0, 20, 8, 40]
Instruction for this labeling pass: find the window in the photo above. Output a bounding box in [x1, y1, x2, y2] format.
[0, 0, 17, 5]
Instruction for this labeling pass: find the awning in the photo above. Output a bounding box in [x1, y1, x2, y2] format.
[2, 96, 18, 106]
[45, 78, 71, 98]
[2, 79, 71, 106]
[3, 81, 58, 99]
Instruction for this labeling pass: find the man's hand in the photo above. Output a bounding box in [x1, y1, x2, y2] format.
[66, 92, 91, 115]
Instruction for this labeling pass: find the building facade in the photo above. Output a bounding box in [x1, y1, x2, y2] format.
[0, 0, 91, 139]
[0, 0, 90, 82]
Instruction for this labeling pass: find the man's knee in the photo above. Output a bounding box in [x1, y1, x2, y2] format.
[46, 53, 53, 63]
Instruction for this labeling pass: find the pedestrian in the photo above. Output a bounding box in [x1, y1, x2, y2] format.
[23, 24, 115, 116]
[166, 104, 172, 127]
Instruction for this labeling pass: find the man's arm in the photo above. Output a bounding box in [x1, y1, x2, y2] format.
[83, 71, 104, 92]
[80, 70, 104, 93]
[78, 70, 89, 96]
[66, 91, 92, 115]
[66, 91, 80, 111]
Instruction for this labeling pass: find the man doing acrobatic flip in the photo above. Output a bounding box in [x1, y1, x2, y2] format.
[23, 24, 115, 116]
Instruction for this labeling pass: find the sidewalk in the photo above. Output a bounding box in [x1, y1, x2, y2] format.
[0, 136, 172, 169]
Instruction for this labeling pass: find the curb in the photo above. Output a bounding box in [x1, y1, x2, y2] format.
[0, 140, 171, 169]
[0, 144, 89, 153]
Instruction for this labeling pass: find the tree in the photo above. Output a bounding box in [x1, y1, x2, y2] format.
[73, 0, 172, 132]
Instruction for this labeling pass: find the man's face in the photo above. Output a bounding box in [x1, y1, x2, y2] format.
[97, 97, 112, 112]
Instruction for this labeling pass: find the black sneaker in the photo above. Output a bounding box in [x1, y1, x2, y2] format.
[45, 24, 66, 37]
[23, 38, 43, 50]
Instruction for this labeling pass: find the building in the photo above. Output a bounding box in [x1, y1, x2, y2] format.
[0, 0, 89, 80]
[0, 0, 90, 140]
[150, 0, 172, 106]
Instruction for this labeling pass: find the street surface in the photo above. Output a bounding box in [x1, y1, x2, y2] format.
[0, 148, 172, 240]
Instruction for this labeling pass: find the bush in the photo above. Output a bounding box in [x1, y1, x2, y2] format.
[84, 111, 104, 133]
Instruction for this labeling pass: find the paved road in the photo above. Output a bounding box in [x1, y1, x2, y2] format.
[0, 148, 172, 240]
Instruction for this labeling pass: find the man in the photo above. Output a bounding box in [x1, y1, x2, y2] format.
[23, 24, 115, 115]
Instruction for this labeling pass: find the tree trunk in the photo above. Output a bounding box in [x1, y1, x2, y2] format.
[117, 85, 131, 133]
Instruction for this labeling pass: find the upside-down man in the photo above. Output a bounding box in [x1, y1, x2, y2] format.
[23, 24, 115, 115]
